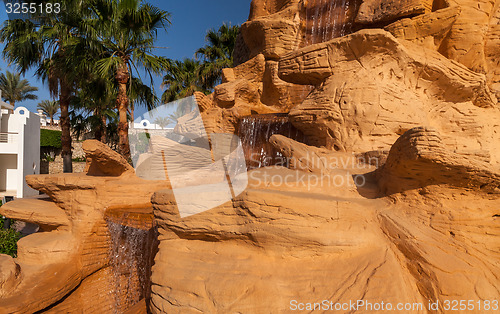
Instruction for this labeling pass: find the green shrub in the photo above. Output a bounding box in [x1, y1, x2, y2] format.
[40, 129, 62, 148]
[0, 217, 22, 258]
[0, 228, 21, 257]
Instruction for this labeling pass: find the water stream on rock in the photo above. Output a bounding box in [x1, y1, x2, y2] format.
[106, 208, 158, 313]
[303, 0, 361, 46]
[238, 114, 306, 169]
[106, 2, 356, 308]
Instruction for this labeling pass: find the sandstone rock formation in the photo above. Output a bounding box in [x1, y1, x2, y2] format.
[0, 140, 168, 313]
[1, 0, 500, 312]
[355, 0, 433, 25]
[150, 163, 500, 313]
[281, 28, 499, 160]
[383, 6, 460, 50]
[377, 127, 500, 194]
[149, 0, 500, 312]
[203, 0, 500, 140]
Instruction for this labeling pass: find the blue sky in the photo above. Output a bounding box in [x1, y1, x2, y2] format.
[0, 0, 251, 117]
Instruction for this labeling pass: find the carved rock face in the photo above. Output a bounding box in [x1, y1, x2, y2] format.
[153, 0, 500, 312]
[280, 29, 499, 164]
[206, 0, 500, 140]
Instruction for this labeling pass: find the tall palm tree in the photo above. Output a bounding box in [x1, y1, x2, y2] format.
[91, 0, 170, 160]
[70, 72, 157, 143]
[161, 58, 207, 103]
[0, 1, 89, 173]
[196, 24, 240, 90]
[0, 71, 38, 107]
[37, 100, 60, 126]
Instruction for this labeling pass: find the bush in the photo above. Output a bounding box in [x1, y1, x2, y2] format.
[40, 129, 62, 148]
[0, 216, 22, 258]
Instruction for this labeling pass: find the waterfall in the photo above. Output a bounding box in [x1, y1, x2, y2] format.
[106, 208, 158, 313]
[303, 0, 360, 46]
[238, 114, 306, 169]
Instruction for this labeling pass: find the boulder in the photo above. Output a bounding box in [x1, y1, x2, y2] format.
[241, 0, 301, 59]
[150, 166, 500, 312]
[355, 0, 432, 25]
[377, 127, 500, 194]
[83, 140, 134, 176]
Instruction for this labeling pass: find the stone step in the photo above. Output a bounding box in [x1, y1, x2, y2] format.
[0, 197, 70, 231]
[16, 231, 76, 265]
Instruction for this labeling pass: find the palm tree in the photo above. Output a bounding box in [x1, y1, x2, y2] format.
[154, 116, 172, 129]
[37, 100, 60, 126]
[0, 71, 38, 107]
[70, 73, 156, 143]
[196, 24, 240, 90]
[161, 58, 207, 103]
[168, 102, 195, 124]
[91, 0, 170, 160]
[0, 1, 88, 173]
[69, 74, 115, 142]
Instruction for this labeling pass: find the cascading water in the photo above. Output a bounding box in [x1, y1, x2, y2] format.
[105, 207, 158, 313]
[238, 114, 306, 169]
[303, 0, 361, 46]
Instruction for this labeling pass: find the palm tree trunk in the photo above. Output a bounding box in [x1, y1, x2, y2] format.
[130, 101, 135, 123]
[94, 124, 102, 142]
[101, 115, 107, 143]
[60, 83, 72, 173]
[116, 62, 131, 161]
[94, 108, 102, 141]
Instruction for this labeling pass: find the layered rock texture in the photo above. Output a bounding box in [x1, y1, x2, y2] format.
[0, 141, 167, 313]
[1, 0, 499, 313]
[149, 0, 500, 312]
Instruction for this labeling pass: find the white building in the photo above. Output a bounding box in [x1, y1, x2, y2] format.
[36, 109, 47, 127]
[0, 101, 40, 198]
[35, 109, 59, 127]
[133, 119, 174, 130]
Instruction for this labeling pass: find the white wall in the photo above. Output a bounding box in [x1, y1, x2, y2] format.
[133, 119, 173, 130]
[15, 107, 40, 197]
[0, 154, 17, 191]
[0, 107, 40, 197]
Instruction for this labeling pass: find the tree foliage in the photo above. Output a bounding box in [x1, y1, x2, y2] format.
[161, 23, 240, 104]
[0, 209, 22, 258]
[161, 58, 207, 103]
[88, 0, 170, 159]
[196, 23, 239, 90]
[0, 2, 242, 162]
[37, 100, 60, 125]
[0, 0, 91, 172]
[0, 71, 38, 107]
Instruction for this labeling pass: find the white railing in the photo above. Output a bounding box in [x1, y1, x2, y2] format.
[0, 132, 18, 144]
